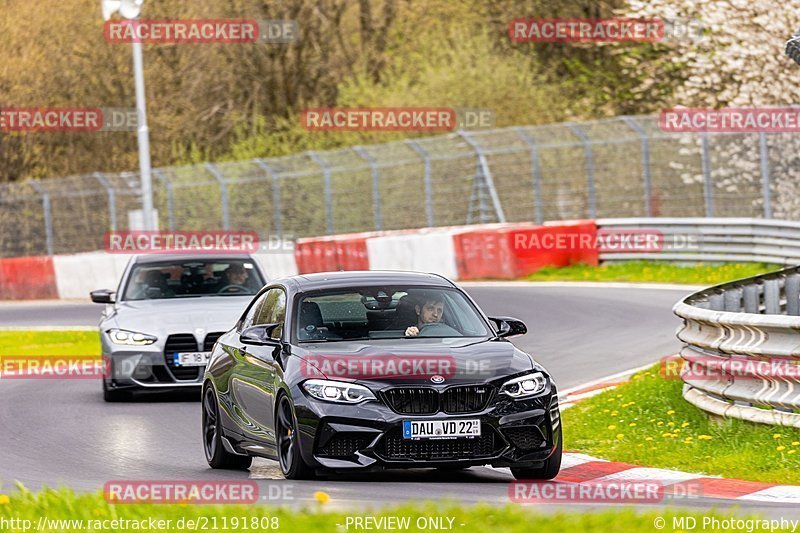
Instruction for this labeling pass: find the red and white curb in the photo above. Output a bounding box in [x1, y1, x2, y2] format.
[545, 452, 800, 504]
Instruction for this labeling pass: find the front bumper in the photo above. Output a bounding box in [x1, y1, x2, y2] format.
[103, 348, 204, 391]
[292, 386, 561, 472]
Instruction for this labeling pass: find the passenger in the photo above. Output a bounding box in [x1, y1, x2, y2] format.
[404, 296, 445, 337]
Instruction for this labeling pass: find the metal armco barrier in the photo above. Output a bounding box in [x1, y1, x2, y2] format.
[673, 266, 800, 427]
[598, 218, 800, 265]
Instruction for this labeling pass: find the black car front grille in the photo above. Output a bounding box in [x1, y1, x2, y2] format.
[502, 425, 545, 451]
[317, 434, 371, 458]
[381, 386, 494, 415]
[164, 333, 200, 380]
[377, 426, 498, 461]
[382, 388, 439, 414]
[203, 332, 225, 352]
[441, 386, 494, 413]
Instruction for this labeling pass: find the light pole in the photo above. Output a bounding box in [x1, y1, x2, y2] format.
[102, 0, 155, 230]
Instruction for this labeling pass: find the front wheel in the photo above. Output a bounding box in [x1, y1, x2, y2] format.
[203, 386, 252, 470]
[510, 425, 562, 480]
[275, 395, 316, 479]
[102, 379, 130, 402]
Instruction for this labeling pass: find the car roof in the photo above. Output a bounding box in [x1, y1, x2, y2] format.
[275, 270, 457, 291]
[132, 253, 256, 264]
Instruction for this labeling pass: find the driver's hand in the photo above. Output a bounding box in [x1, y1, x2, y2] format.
[405, 326, 419, 337]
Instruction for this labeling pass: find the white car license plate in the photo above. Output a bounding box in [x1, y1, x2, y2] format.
[173, 352, 210, 367]
[402, 419, 481, 439]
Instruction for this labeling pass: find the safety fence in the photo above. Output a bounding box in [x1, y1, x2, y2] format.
[5, 113, 800, 258]
[674, 266, 800, 427]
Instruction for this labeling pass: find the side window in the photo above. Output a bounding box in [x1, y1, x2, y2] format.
[239, 293, 267, 331]
[254, 288, 287, 338]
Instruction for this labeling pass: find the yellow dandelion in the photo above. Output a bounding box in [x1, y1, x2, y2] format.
[314, 491, 330, 504]
[789, 450, 797, 455]
[610, 411, 618, 416]
[616, 434, 625, 440]
[667, 422, 675, 427]
[0, 495, 9, 505]
[629, 422, 637, 427]
[793, 441, 800, 446]
[645, 437, 654, 441]
[778, 446, 787, 452]
[698, 435, 712, 440]
[607, 425, 617, 430]
[681, 422, 690, 428]
[773, 434, 783, 439]
[667, 409, 675, 415]
[657, 421, 664, 426]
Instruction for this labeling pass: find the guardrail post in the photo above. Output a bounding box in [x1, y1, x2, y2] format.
[205, 163, 230, 230]
[621, 116, 652, 217]
[255, 159, 283, 238]
[28, 181, 54, 256]
[153, 169, 175, 231]
[763, 279, 781, 314]
[308, 152, 334, 235]
[353, 146, 383, 231]
[759, 132, 773, 219]
[566, 123, 597, 218]
[723, 287, 742, 312]
[700, 132, 714, 217]
[405, 140, 434, 227]
[93, 172, 117, 231]
[786, 274, 800, 316]
[459, 130, 507, 224]
[708, 292, 724, 311]
[742, 284, 760, 314]
[515, 127, 544, 224]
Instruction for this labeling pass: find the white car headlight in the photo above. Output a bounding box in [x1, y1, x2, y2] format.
[108, 329, 157, 346]
[302, 379, 376, 404]
[500, 372, 548, 398]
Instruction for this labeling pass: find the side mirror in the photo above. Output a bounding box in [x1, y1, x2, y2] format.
[240, 324, 281, 346]
[488, 316, 527, 338]
[90, 289, 115, 304]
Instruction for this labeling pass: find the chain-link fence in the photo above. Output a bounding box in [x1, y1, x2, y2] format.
[2, 114, 798, 258]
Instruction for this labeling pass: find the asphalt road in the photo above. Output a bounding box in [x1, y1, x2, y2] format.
[2, 283, 794, 515]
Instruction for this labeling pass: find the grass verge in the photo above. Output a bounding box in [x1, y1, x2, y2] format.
[525, 261, 780, 285]
[0, 331, 100, 356]
[563, 364, 800, 484]
[0, 488, 785, 532]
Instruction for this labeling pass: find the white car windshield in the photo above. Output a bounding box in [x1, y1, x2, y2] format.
[122, 259, 263, 300]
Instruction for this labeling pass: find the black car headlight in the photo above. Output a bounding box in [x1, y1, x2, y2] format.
[302, 379, 376, 404]
[108, 329, 157, 346]
[500, 372, 548, 398]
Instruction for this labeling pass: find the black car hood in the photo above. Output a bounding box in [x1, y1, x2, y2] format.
[291, 337, 539, 386]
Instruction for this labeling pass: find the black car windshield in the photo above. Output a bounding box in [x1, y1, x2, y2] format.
[296, 286, 492, 341]
[122, 259, 264, 301]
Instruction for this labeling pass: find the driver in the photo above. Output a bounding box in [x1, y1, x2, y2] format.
[404, 296, 445, 337]
[216, 264, 249, 291]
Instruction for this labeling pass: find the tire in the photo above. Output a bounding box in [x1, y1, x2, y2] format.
[102, 380, 130, 402]
[202, 386, 252, 470]
[510, 425, 562, 480]
[275, 395, 316, 480]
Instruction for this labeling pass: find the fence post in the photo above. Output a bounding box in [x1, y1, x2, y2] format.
[764, 279, 781, 315]
[28, 181, 54, 256]
[700, 132, 714, 217]
[353, 146, 383, 231]
[308, 152, 334, 235]
[205, 163, 230, 230]
[621, 116, 652, 217]
[93, 172, 117, 230]
[786, 274, 800, 316]
[153, 169, 175, 231]
[405, 140, 434, 227]
[515, 127, 544, 224]
[255, 159, 283, 238]
[458, 130, 506, 224]
[566, 123, 597, 218]
[759, 132, 772, 218]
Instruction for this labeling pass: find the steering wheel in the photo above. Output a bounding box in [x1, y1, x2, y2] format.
[417, 323, 460, 337]
[217, 284, 248, 294]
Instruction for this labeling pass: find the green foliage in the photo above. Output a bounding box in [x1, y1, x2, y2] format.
[526, 261, 781, 285]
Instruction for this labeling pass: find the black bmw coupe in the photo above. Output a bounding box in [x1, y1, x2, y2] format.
[202, 271, 562, 480]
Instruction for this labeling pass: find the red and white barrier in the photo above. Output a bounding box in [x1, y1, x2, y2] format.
[0, 220, 600, 300]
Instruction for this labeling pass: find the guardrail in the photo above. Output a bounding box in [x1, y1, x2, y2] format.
[673, 266, 800, 427]
[599, 217, 800, 265]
